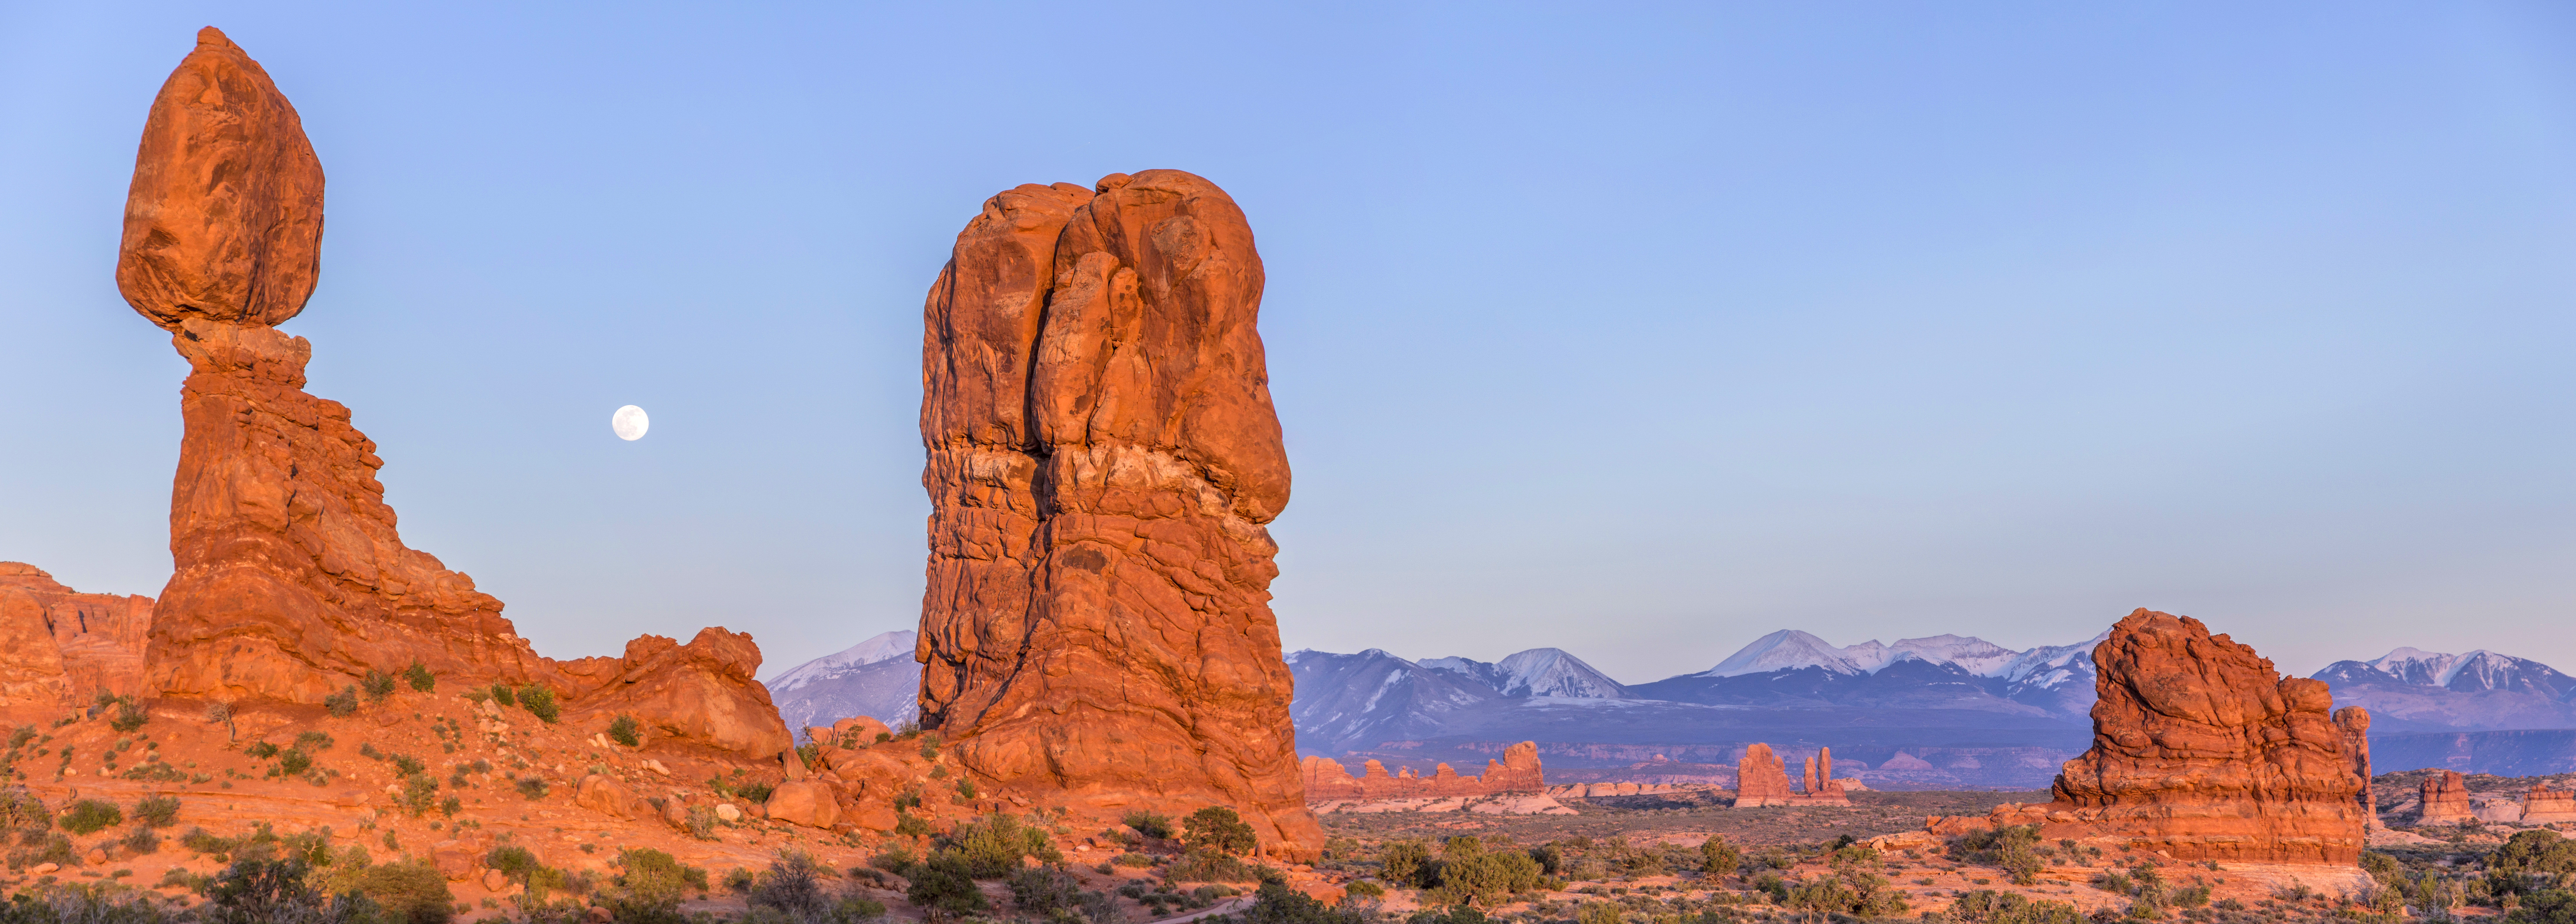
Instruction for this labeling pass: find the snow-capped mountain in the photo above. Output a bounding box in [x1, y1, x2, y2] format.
[1288, 649, 1508, 754]
[2311, 648, 2576, 732]
[1420, 648, 1633, 699]
[764, 630, 922, 735]
[1697, 629, 2094, 682]
[1623, 628, 2108, 718]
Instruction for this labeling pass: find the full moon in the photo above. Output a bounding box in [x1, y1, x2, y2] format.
[611, 405, 649, 441]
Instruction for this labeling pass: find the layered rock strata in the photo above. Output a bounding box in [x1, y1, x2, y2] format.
[0, 564, 155, 706]
[2418, 770, 2473, 824]
[1300, 742, 1545, 800]
[2522, 782, 2576, 824]
[915, 172, 1316, 853]
[1930, 610, 2367, 868]
[116, 28, 788, 759]
[2333, 707, 2375, 826]
[1737, 743, 1850, 806]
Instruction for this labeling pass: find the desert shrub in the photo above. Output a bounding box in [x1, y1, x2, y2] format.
[324, 685, 360, 717]
[1009, 863, 1084, 914]
[934, 812, 1059, 878]
[1436, 848, 1545, 904]
[130, 798, 179, 834]
[1346, 879, 1387, 898]
[688, 805, 720, 840]
[608, 714, 640, 747]
[747, 849, 829, 917]
[2509, 890, 2576, 924]
[515, 777, 549, 800]
[364, 669, 398, 701]
[516, 685, 558, 723]
[1410, 906, 1490, 924]
[1186, 805, 1260, 856]
[0, 788, 48, 830]
[382, 775, 430, 817]
[906, 851, 990, 923]
[1381, 840, 1433, 888]
[346, 858, 456, 924]
[109, 697, 148, 733]
[59, 799, 122, 835]
[1231, 881, 1369, 924]
[2492, 831, 2576, 897]
[1123, 810, 1174, 840]
[1574, 902, 1622, 924]
[295, 731, 335, 752]
[279, 748, 313, 776]
[1113, 852, 1155, 868]
[736, 780, 776, 804]
[6, 832, 77, 870]
[1168, 848, 1260, 884]
[1699, 835, 1742, 876]
[1935, 889, 2088, 924]
[245, 741, 281, 759]
[608, 847, 706, 923]
[121, 825, 161, 854]
[403, 661, 435, 692]
[488, 683, 515, 707]
[203, 856, 384, 923]
[390, 753, 425, 776]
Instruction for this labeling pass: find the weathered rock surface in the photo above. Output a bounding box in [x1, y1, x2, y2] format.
[2418, 770, 2472, 824]
[114, 27, 788, 760]
[1302, 741, 1545, 800]
[765, 781, 841, 828]
[0, 563, 155, 705]
[575, 773, 637, 820]
[116, 28, 323, 331]
[2333, 706, 2375, 825]
[1736, 743, 1849, 806]
[916, 171, 1316, 854]
[1935, 610, 2367, 867]
[2522, 782, 2576, 824]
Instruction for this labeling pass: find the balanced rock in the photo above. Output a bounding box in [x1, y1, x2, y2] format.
[114, 28, 790, 760]
[1938, 610, 2367, 868]
[0, 563, 154, 706]
[2419, 770, 2473, 824]
[916, 171, 1316, 854]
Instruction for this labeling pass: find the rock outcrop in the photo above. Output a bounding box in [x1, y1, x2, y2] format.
[2522, 782, 2576, 824]
[1930, 610, 2367, 868]
[1736, 743, 1850, 806]
[2333, 707, 2375, 826]
[116, 27, 788, 760]
[2418, 770, 2472, 824]
[915, 172, 1317, 853]
[1301, 741, 1545, 800]
[0, 564, 155, 707]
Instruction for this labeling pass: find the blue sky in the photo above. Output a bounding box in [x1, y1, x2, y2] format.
[4, 2, 2572, 684]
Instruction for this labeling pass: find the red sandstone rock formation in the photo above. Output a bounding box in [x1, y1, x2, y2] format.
[2333, 706, 2375, 826]
[916, 171, 1316, 854]
[116, 28, 788, 760]
[1931, 610, 2366, 867]
[2418, 770, 2472, 824]
[1734, 743, 1850, 806]
[0, 564, 155, 706]
[2522, 781, 2576, 824]
[1301, 742, 1545, 800]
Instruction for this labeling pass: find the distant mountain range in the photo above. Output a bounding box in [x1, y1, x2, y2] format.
[763, 625, 2576, 782]
[763, 630, 920, 736]
[2313, 647, 2576, 733]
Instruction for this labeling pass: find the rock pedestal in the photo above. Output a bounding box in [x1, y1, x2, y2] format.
[1736, 743, 1850, 806]
[2333, 706, 2376, 826]
[915, 171, 1316, 854]
[2419, 770, 2473, 824]
[115, 27, 788, 760]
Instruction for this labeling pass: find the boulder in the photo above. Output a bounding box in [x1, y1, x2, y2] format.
[430, 840, 475, 881]
[482, 869, 508, 892]
[765, 781, 840, 828]
[660, 797, 691, 831]
[848, 800, 901, 832]
[714, 803, 742, 822]
[574, 774, 635, 819]
[917, 172, 1318, 856]
[830, 715, 893, 747]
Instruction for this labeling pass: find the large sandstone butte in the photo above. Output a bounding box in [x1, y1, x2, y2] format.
[916, 171, 1318, 853]
[1736, 743, 1851, 807]
[0, 564, 155, 706]
[1932, 610, 2368, 872]
[114, 28, 788, 759]
[1301, 742, 1546, 800]
[2523, 782, 2576, 824]
[2418, 770, 2473, 824]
